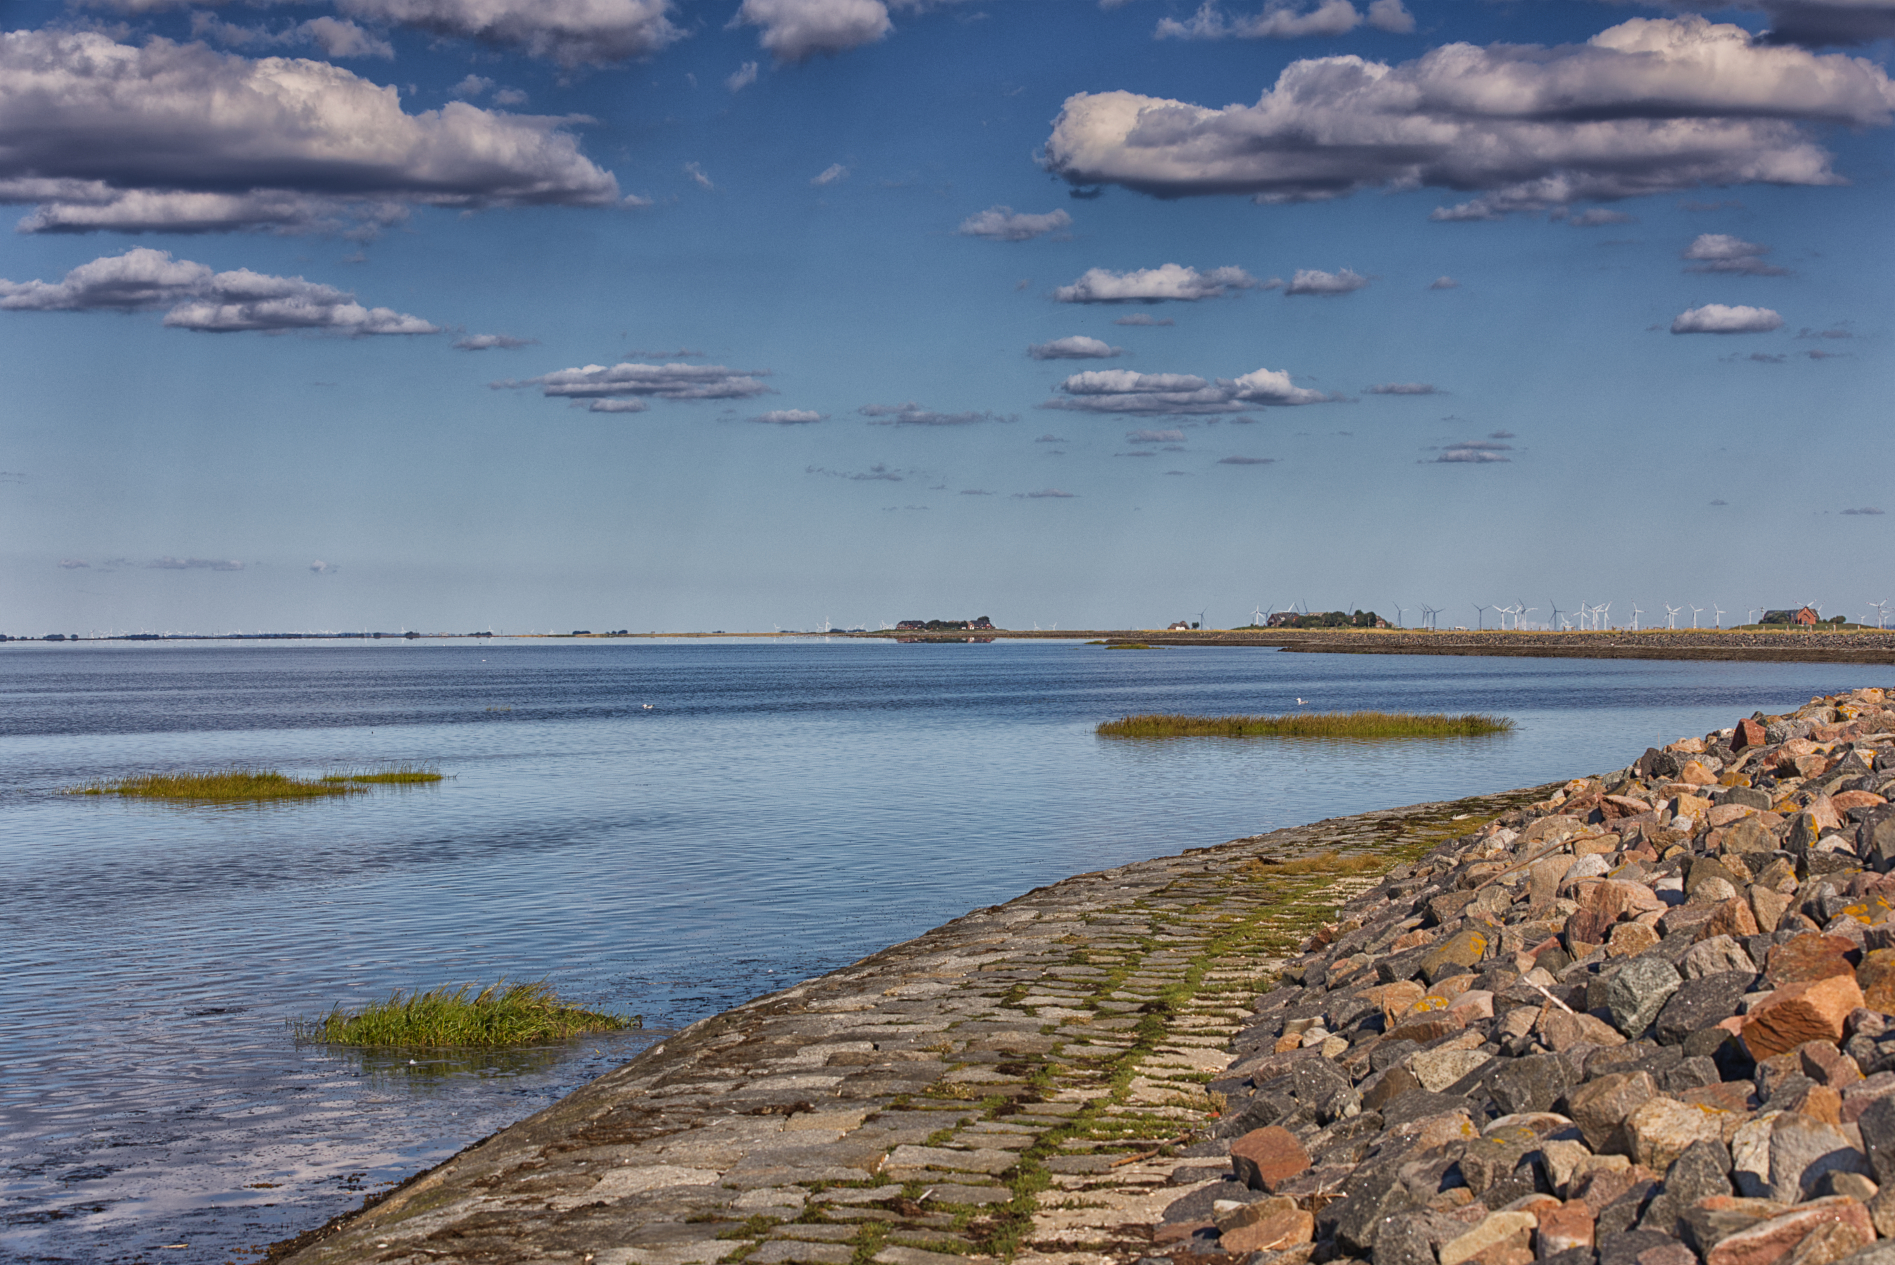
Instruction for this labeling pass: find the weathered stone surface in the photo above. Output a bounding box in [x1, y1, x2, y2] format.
[1655, 971, 1756, 1046]
[1421, 929, 1492, 984]
[1705, 1198, 1873, 1265]
[1537, 1199, 1597, 1257]
[1570, 1072, 1660, 1155]
[1439, 1211, 1538, 1265]
[1768, 1112, 1870, 1202]
[1625, 1096, 1725, 1171]
[1605, 957, 1684, 1037]
[1687, 936, 1761, 980]
[1218, 1199, 1314, 1253]
[1745, 975, 1868, 1060]
[1858, 949, 1895, 1013]
[1768, 936, 1860, 988]
[1412, 1048, 1494, 1093]
[1230, 1126, 1311, 1193]
[1491, 1054, 1576, 1116]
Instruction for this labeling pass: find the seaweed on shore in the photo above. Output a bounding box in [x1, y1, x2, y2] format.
[1096, 710, 1513, 739]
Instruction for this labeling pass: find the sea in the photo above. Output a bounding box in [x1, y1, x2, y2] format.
[0, 637, 1882, 1263]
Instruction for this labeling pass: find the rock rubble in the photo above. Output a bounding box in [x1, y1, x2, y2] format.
[1185, 688, 1895, 1265]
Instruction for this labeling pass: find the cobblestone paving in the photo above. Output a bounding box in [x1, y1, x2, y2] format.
[273, 783, 1554, 1265]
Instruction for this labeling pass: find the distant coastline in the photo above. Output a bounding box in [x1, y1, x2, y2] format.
[14, 627, 1895, 665]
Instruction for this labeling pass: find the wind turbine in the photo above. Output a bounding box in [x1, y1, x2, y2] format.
[1663, 604, 1681, 630]
[1251, 603, 1266, 628]
[1393, 605, 1406, 629]
[1597, 602, 1612, 630]
[1517, 601, 1537, 631]
[1689, 605, 1704, 630]
[1474, 603, 1490, 631]
[1197, 608, 1208, 630]
[1713, 606, 1725, 629]
[1872, 600, 1890, 630]
[1631, 604, 1643, 631]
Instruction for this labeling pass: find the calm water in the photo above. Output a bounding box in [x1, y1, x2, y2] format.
[1, 638, 1883, 1263]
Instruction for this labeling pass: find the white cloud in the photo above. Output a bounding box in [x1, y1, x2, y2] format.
[1428, 275, 1460, 289]
[585, 399, 651, 412]
[452, 74, 496, 97]
[1043, 17, 1895, 213]
[496, 361, 772, 401]
[493, 87, 528, 105]
[0, 30, 620, 235]
[811, 163, 849, 186]
[753, 408, 826, 423]
[1028, 335, 1123, 360]
[309, 559, 337, 574]
[859, 401, 1010, 425]
[684, 162, 716, 190]
[302, 16, 396, 58]
[336, 0, 684, 66]
[1682, 232, 1789, 275]
[1053, 264, 1260, 303]
[1365, 0, 1413, 33]
[1041, 365, 1331, 414]
[734, 0, 893, 63]
[1671, 303, 1785, 333]
[0, 247, 437, 334]
[1284, 267, 1367, 296]
[1157, 0, 1362, 40]
[1114, 313, 1175, 326]
[808, 462, 902, 481]
[955, 206, 1072, 241]
[454, 333, 537, 349]
[1431, 440, 1510, 464]
[1657, 1, 1895, 47]
[148, 556, 245, 570]
[59, 558, 88, 569]
[1567, 208, 1637, 226]
[1365, 382, 1438, 394]
[1182, 0, 1408, 39]
[1128, 428, 1186, 442]
[727, 61, 760, 91]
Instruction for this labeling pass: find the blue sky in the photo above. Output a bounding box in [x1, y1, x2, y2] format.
[1, 0, 1891, 634]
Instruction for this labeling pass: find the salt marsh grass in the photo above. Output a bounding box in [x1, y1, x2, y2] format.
[321, 763, 445, 785]
[68, 767, 362, 801]
[1096, 711, 1513, 739]
[296, 981, 639, 1049]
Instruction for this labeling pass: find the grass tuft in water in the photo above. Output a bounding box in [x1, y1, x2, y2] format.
[1096, 710, 1514, 739]
[295, 981, 639, 1048]
[68, 767, 363, 801]
[320, 763, 445, 785]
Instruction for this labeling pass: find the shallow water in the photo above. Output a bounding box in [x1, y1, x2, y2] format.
[0, 638, 1881, 1262]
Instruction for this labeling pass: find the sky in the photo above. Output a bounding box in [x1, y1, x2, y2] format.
[1, 0, 1892, 635]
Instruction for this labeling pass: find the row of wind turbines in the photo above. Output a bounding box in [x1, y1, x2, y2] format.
[1247, 598, 1895, 632]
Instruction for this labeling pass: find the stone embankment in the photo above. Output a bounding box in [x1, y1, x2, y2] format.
[276, 686, 1895, 1265]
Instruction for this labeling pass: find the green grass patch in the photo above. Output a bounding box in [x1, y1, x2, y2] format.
[1103, 642, 1152, 650]
[68, 767, 363, 801]
[1095, 710, 1513, 739]
[320, 763, 444, 785]
[295, 981, 639, 1048]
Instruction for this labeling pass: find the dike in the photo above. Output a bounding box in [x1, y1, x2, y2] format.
[274, 686, 1895, 1265]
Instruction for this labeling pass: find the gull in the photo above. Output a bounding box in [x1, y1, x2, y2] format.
[1295, 697, 1307, 705]
[642, 704, 655, 710]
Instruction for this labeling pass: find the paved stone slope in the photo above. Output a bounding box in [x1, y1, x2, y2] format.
[272, 785, 1545, 1265]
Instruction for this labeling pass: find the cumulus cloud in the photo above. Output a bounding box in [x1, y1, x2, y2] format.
[1366, 382, 1439, 394]
[1797, 325, 1852, 339]
[1114, 313, 1175, 325]
[1053, 264, 1260, 303]
[753, 408, 826, 423]
[1682, 232, 1790, 275]
[495, 361, 772, 402]
[734, 0, 893, 62]
[1028, 335, 1123, 360]
[1284, 267, 1367, 296]
[1156, 0, 1412, 40]
[956, 206, 1072, 241]
[309, 559, 337, 573]
[1042, 17, 1895, 215]
[859, 401, 1011, 425]
[193, 14, 396, 59]
[454, 333, 536, 349]
[1430, 440, 1511, 464]
[684, 162, 716, 190]
[336, 0, 684, 66]
[1660, 0, 1895, 48]
[1015, 488, 1075, 498]
[0, 247, 437, 334]
[0, 31, 621, 236]
[811, 163, 849, 186]
[727, 60, 760, 91]
[808, 462, 902, 481]
[1218, 455, 1275, 464]
[1671, 303, 1785, 333]
[1041, 366, 1332, 415]
[1128, 428, 1186, 443]
[1428, 276, 1460, 289]
[585, 399, 650, 412]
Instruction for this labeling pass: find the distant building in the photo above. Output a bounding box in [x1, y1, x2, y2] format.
[1761, 607, 1820, 627]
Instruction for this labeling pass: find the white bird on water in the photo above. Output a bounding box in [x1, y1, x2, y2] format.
[642, 704, 655, 710]
[1295, 697, 1307, 705]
